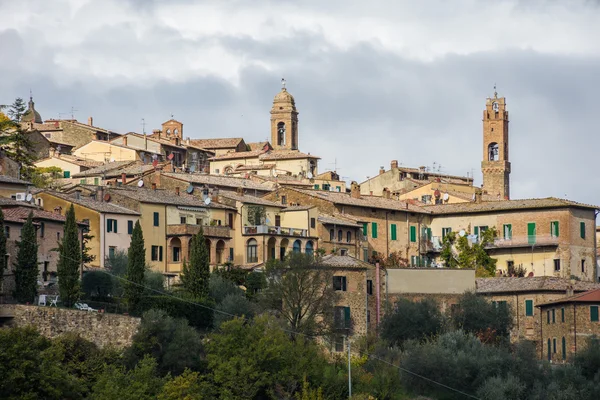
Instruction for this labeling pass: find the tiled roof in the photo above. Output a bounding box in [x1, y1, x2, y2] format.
[476, 277, 600, 294]
[2, 206, 68, 223]
[0, 197, 37, 208]
[538, 288, 600, 307]
[71, 161, 136, 177]
[219, 192, 284, 207]
[360, 166, 472, 186]
[188, 138, 244, 149]
[235, 164, 275, 171]
[247, 141, 272, 151]
[121, 132, 186, 150]
[423, 197, 598, 214]
[37, 155, 103, 168]
[161, 172, 274, 192]
[106, 187, 236, 210]
[39, 191, 140, 215]
[282, 205, 314, 211]
[318, 255, 373, 269]
[314, 171, 341, 181]
[0, 175, 31, 185]
[288, 188, 428, 213]
[208, 149, 265, 161]
[259, 150, 320, 160]
[318, 215, 361, 227]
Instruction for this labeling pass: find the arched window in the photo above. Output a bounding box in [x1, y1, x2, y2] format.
[305, 241, 314, 255]
[347, 231, 352, 243]
[247, 239, 258, 263]
[488, 142, 499, 161]
[329, 229, 334, 241]
[173, 128, 179, 136]
[337, 230, 343, 242]
[293, 240, 302, 253]
[166, 128, 171, 136]
[277, 122, 285, 146]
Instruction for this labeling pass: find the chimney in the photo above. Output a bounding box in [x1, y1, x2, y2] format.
[186, 137, 190, 145]
[390, 160, 398, 169]
[236, 186, 244, 196]
[123, 136, 128, 146]
[211, 188, 220, 202]
[350, 181, 361, 199]
[566, 283, 574, 297]
[474, 191, 482, 203]
[88, 116, 93, 126]
[175, 187, 180, 196]
[382, 187, 391, 199]
[151, 182, 157, 191]
[379, 166, 385, 175]
[121, 173, 127, 185]
[98, 187, 104, 202]
[144, 133, 148, 150]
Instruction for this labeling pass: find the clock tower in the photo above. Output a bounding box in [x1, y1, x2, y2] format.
[481, 88, 511, 200]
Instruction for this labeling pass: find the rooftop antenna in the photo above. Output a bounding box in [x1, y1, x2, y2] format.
[58, 112, 69, 119]
[141, 118, 146, 134]
[170, 113, 174, 119]
[70, 106, 78, 120]
[493, 83, 498, 99]
[281, 78, 286, 90]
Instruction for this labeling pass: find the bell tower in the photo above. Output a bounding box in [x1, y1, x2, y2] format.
[270, 79, 299, 150]
[481, 87, 510, 200]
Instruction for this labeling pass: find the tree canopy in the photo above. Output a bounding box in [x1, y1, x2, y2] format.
[180, 228, 210, 299]
[13, 212, 38, 303]
[57, 204, 82, 307]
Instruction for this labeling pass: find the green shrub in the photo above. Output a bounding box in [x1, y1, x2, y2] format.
[135, 295, 214, 330]
[82, 271, 114, 299]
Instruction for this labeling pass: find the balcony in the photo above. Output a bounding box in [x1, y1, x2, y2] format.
[424, 234, 560, 253]
[167, 224, 231, 238]
[243, 225, 308, 237]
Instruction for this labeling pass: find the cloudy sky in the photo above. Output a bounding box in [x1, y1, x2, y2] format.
[1, 0, 599, 204]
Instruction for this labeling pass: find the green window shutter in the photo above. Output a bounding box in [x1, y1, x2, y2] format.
[547, 339, 551, 360]
[107, 219, 112, 233]
[525, 300, 533, 316]
[562, 337, 566, 360]
[591, 306, 599, 322]
[113, 220, 118, 233]
[94, 177, 99, 185]
[372, 222, 378, 239]
[80, 179, 86, 184]
[391, 224, 397, 241]
[362, 223, 368, 236]
[551, 221, 559, 237]
[580, 222, 586, 239]
[528, 223, 536, 245]
[159, 246, 163, 262]
[503, 224, 512, 240]
[553, 338, 556, 353]
[410, 226, 416, 242]
[427, 228, 432, 240]
[128, 220, 133, 235]
[547, 311, 550, 324]
[344, 307, 351, 328]
[474, 226, 479, 236]
[336, 186, 341, 192]
[63, 171, 70, 178]
[314, 184, 319, 189]
[154, 212, 159, 226]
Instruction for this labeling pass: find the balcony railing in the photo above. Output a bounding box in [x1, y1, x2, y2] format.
[424, 234, 560, 252]
[167, 224, 231, 238]
[243, 225, 308, 237]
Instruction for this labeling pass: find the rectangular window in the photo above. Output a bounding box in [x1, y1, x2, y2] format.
[281, 195, 287, 205]
[582, 259, 586, 273]
[442, 227, 452, 239]
[554, 259, 561, 272]
[275, 215, 281, 227]
[553, 338, 557, 354]
[159, 246, 163, 261]
[107, 219, 117, 233]
[40, 222, 45, 238]
[196, 218, 202, 225]
[390, 224, 397, 241]
[180, 216, 186, 224]
[314, 184, 320, 190]
[525, 300, 534, 316]
[63, 171, 70, 178]
[153, 212, 159, 227]
[108, 246, 116, 258]
[561, 307, 565, 323]
[334, 306, 351, 329]
[94, 177, 99, 185]
[113, 219, 117, 233]
[503, 224, 512, 240]
[229, 248, 234, 262]
[562, 337, 566, 360]
[127, 220, 134, 235]
[228, 213, 234, 228]
[591, 306, 599, 322]
[547, 310, 551, 324]
[335, 336, 344, 352]
[80, 179, 86, 184]
[552, 309, 556, 323]
[367, 279, 373, 295]
[363, 248, 368, 262]
[333, 276, 347, 292]
[151, 245, 159, 261]
[550, 221, 559, 237]
[527, 223, 536, 245]
[580, 222, 586, 239]
[371, 222, 378, 239]
[410, 226, 416, 242]
[4, 226, 9, 238]
[362, 223, 368, 236]
[173, 246, 181, 262]
[310, 218, 315, 229]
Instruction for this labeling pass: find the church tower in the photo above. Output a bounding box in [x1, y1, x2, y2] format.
[481, 88, 511, 200]
[270, 79, 299, 150]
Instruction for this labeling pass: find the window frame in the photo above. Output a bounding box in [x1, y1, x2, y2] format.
[333, 276, 347, 292]
[371, 222, 378, 239]
[153, 212, 160, 227]
[525, 299, 534, 317]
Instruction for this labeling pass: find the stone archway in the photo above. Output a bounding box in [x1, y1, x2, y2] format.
[216, 240, 225, 265]
[280, 238, 289, 260]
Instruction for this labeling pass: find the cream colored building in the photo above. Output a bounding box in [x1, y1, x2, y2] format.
[73, 140, 152, 163]
[34, 154, 103, 179]
[398, 181, 476, 205]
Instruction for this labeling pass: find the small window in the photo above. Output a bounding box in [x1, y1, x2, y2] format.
[196, 218, 202, 225]
[525, 300, 534, 316]
[4, 226, 9, 238]
[335, 336, 344, 352]
[337, 230, 343, 242]
[363, 248, 368, 262]
[561, 307, 565, 323]
[346, 231, 352, 243]
[580, 222, 586, 239]
[153, 212, 160, 227]
[281, 195, 287, 205]
[314, 184, 320, 190]
[94, 177, 99, 185]
[63, 171, 70, 178]
[229, 248, 234, 262]
[547, 310, 551, 324]
[127, 220, 134, 235]
[371, 222, 378, 239]
[310, 218, 316, 229]
[151, 245, 159, 261]
[503, 224, 512, 240]
[367, 279, 373, 295]
[173, 246, 181, 262]
[442, 227, 451, 239]
[57, 231, 60, 241]
[550, 221, 559, 237]
[390, 224, 397, 241]
[333, 276, 347, 291]
[562, 337, 566, 360]
[40, 222, 45, 238]
[334, 306, 350, 329]
[581, 259, 586, 273]
[275, 215, 281, 227]
[552, 309, 556, 323]
[329, 229, 334, 241]
[554, 259, 561, 272]
[340, 248, 347, 256]
[108, 246, 116, 258]
[410, 226, 416, 242]
[591, 305, 599, 322]
[180, 216, 187, 224]
[553, 338, 557, 354]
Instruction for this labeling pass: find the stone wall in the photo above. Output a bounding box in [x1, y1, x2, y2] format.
[1, 304, 140, 348]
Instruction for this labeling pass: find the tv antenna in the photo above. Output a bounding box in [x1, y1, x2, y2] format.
[70, 106, 78, 120]
[141, 118, 146, 134]
[281, 78, 286, 89]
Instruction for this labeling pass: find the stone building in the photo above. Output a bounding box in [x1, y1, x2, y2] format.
[537, 288, 600, 362]
[34, 154, 103, 178]
[476, 277, 600, 350]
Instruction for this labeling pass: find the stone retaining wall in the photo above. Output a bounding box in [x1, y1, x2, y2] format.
[0, 304, 140, 348]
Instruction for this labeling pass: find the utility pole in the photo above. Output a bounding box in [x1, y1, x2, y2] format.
[347, 335, 352, 398]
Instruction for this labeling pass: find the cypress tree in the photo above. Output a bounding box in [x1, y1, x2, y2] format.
[13, 212, 38, 303]
[180, 228, 210, 299]
[125, 220, 145, 310]
[0, 209, 7, 295]
[57, 204, 82, 307]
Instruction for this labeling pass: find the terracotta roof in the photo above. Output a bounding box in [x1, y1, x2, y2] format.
[318, 255, 373, 269]
[106, 187, 236, 210]
[235, 164, 275, 171]
[314, 171, 341, 181]
[0, 175, 31, 185]
[120, 132, 186, 150]
[318, 215, 361, 228]
[208, 149, 265, 161]
[71, 161, 137, 178]
[424, 197, 598, 214]
[74, 162, 158, 179]
[161, 172, 274, 192]
[0, 198, 37, 208]
[287, 187, 428, 213]
[538, 288, 600, 307]
[188, 138, 244, 149]
[219, 192, 284, 207]
[247, 141, 272, 151]
[36, 155, 103, 168]
[259, 150, 320, 161]
[476, 277, 600, 294]
[359, 166, 472, 186]
[282, 205, 314, 211]
[2, 206, 69, 223]
[39, 191, 140, 215]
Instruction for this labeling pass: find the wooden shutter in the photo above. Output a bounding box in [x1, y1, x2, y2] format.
[591, 306, 599, 322]
[410, 226, 416, 242]
[528, 223, 536, 244]
[525, 300, 533, 316]
[159, 246, 163, 262]
[107, 219, 112, 232]
[562, 337, 566, 360]
[474, 226, 479, 236]
[128, 220, 133, 234]
[344, 307, 351, 328]
[390, 224, 397, 241]
[580, 222, 586, 239]
[372, 222, 378, 239]
[362, 223, 367, 236]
